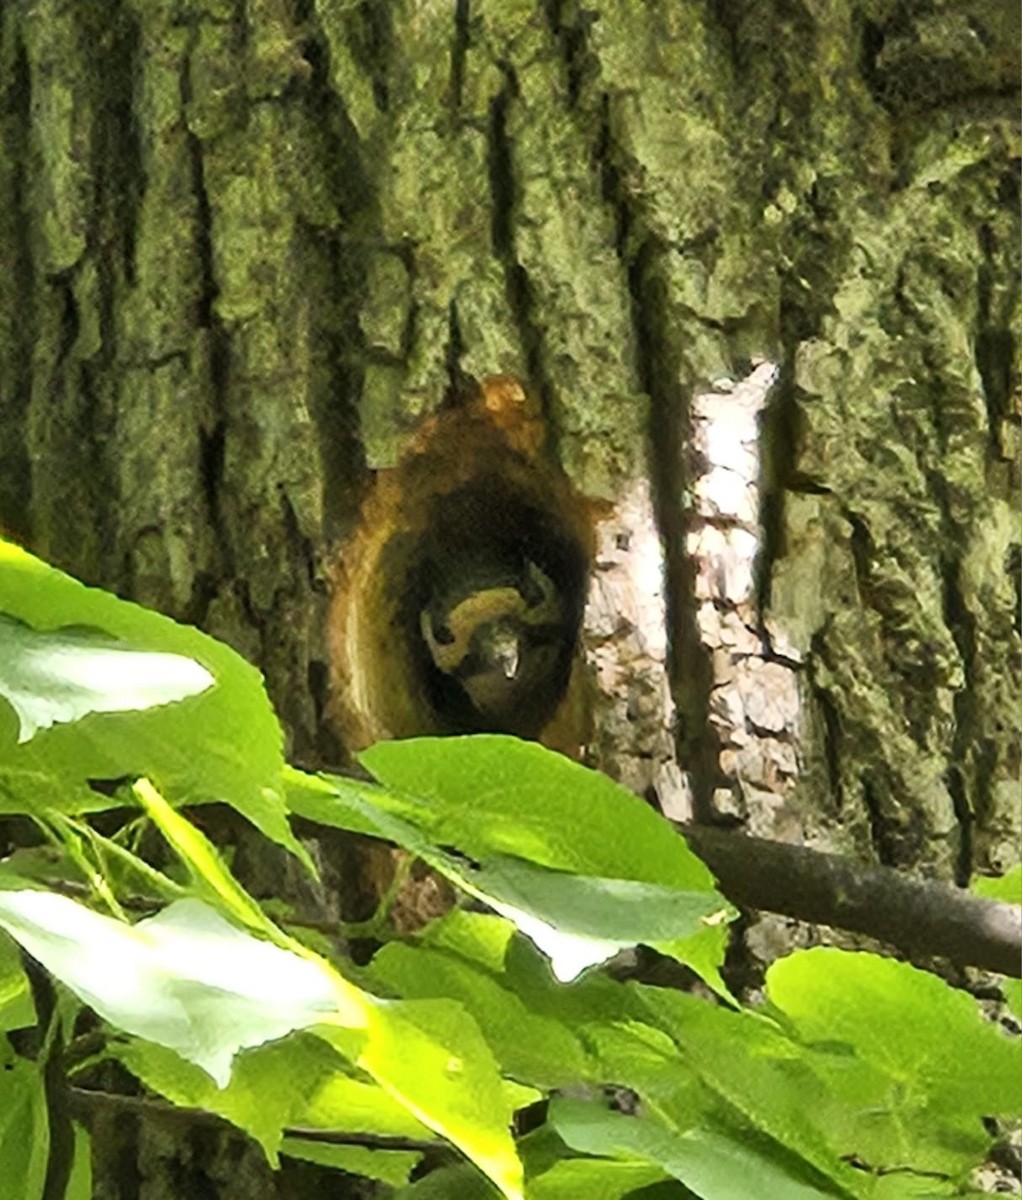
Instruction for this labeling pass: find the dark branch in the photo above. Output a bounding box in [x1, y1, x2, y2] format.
[297, 761, 1022, 980]
[66, 1087, 443, 1153]
[680, 824, 1022, 978]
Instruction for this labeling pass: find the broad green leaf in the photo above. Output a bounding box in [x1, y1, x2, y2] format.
[0, 1040, 48, 1200]
[422, 908, 518, 973]
[113, 993, 526, 1195]
[0, 768, 115, 817]
[766, 949, 1022, 1115]
[580, 1018, 706, 1104]
[288, 771, 622, 980]
[319, 997, 526, 1200]
[471, 852, 725, 940]
[291, 759, 732, 986]
[358, 737, 716, 890]
[0, 930, 33, 1031]
[0, 892, 353, 1087]
[280, 1140, 421, 1186]
[370, 936, 591, 1088]
[110, 1032, 397, 1164]
[465, 853, 732, 983]
[765, 949, 1022, 1169]
[549, 1098, 847, 1200]
[314, 1004, 526, 1198]
[634, 985, 867, 1197]
[284, 765, 390, 839]
[0, 614, 213, 743]
[0, 538, 308, 867]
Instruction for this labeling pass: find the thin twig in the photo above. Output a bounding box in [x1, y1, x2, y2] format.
[66, 1086, 443, 1153]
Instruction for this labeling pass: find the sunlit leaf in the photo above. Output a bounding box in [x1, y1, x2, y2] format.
[635, 984, 868, 1196]
[0, 538, 308, 867]
[289, 753, 733, 988]
[0, 614, 213, 743]
[358, 736, 716, 889]
[132, 778, 274, 936]
[320, 997, 526, 1200]
[0, 892, 349, 1087]
[370, 935, 591, 1088]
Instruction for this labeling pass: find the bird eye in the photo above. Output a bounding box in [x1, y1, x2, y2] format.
[431, 620, 456, 645]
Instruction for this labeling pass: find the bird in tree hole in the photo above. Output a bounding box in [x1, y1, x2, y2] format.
[418, 555, 568, 733]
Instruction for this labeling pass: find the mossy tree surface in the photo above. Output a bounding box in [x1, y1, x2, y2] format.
[0, 1, 1018, 1196]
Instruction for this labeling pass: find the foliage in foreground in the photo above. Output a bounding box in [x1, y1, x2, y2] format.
[0, 537, 1018, 1200]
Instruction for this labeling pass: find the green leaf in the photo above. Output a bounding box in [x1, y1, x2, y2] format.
[765, 948, 1022, 1170]
[0, 1040, 49, 1200]
[358, 737, 715, 888]
[370, 934, 591, 1089]
[280, 1139, 421, 1186]
[0, 931, 33, 1032]
[284, 766, 390, 839]
[301, 744, 733, 988]
[392, 1163, 499, 1198]
[0, 614, 213, 743]
[550, 1097, 847, 1200]
[110, 1032, 403, 1165]
[319, 997, 526, 1200]
[131, 777, 278, 937]
[971, 864, 1022, 904]
[392, 1149, 673, 1200]
[0, 769, 118, 818]
[766, 949, 1022, 1115]
[634, 985, 867, 1197]
[300, 1068, 437, 1140]
[0, 891, 346, 1087]
[289, 771, 623, 981]
[470, 853, 727, 943]
[0, 538, 308, 868]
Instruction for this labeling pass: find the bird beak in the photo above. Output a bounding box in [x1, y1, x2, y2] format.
[498, 642, 520, 680]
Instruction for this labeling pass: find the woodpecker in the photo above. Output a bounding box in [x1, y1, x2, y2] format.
[419, 557, 567, 732]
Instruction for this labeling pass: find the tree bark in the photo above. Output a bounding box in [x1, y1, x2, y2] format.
[1, 1, 1018, 1195]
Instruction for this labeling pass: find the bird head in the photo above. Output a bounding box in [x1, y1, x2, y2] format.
[419, 558, 565, 731]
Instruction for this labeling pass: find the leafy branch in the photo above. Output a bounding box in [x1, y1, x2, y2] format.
[0, 537, 1018, 1200]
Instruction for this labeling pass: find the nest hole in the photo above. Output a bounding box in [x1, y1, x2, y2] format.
[380, 474, 589, 737]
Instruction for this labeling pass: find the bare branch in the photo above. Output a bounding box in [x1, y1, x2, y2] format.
[681, 824, 1022, 979]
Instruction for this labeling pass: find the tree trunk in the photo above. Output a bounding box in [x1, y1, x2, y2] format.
[1, 0, 1017, 1195]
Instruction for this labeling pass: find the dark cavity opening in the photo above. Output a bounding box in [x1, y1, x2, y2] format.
[391, 475, 587, 737]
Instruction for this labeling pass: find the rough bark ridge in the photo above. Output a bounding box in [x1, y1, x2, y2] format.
[0, 1, 1018, 1196]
